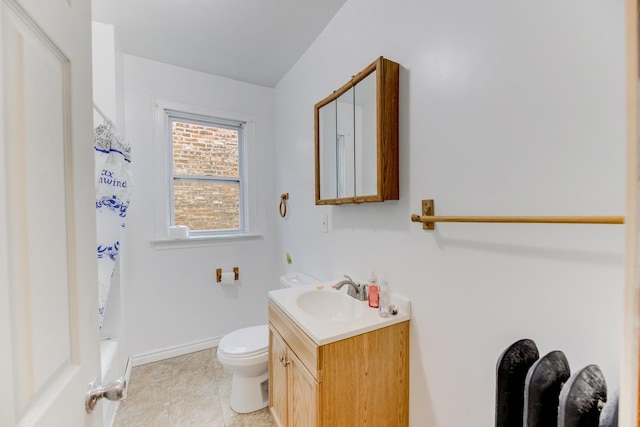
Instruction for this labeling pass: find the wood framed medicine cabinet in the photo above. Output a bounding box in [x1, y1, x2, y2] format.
[314, 56, 400, 205]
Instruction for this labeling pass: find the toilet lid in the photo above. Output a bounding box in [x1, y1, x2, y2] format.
[218, 324, 268, 358]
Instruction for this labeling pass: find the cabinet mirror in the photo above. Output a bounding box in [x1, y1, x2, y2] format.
[315, 56, 399, 205]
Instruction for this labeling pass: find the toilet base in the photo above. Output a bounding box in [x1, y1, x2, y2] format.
[229, 371, 269, 414]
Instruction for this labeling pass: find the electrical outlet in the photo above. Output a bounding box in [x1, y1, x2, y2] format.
[321, 214, 328, 233]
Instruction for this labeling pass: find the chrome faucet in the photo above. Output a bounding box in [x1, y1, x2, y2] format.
[334, 275, 368, 301]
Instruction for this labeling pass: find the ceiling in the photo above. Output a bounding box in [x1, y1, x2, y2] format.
[92, 0, 347, 88]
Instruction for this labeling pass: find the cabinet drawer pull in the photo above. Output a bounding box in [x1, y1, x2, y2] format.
[279, 355, 290, 367]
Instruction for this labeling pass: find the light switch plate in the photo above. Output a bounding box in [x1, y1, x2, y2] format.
[321, 214, 328, 233]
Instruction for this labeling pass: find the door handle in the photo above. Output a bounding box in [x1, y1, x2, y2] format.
[85, 356, 132, 413]
[86, 377, 126, 412]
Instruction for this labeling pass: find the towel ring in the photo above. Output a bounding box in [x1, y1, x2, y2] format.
[279, 193, 289, 218]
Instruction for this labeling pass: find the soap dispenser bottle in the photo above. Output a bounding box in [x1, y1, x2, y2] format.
[368, 271, 379, 308]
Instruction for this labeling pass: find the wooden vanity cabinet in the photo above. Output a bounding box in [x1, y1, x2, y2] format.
[268, 300, 410, 427]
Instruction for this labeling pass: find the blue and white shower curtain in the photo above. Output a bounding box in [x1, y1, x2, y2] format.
[94, 121, 131, 329]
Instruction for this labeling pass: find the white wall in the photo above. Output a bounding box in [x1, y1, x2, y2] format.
[92, 22, 117, 124]
[121, 55, 277, 358]
[274, 0, 626, 425]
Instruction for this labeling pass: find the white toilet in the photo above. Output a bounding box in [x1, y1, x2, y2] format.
[216, 272, 317, 413]
[217, 324, 270, 413]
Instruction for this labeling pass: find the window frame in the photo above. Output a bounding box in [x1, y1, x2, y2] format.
[168, 112, 245, 236]
[153, 100, 257, 243]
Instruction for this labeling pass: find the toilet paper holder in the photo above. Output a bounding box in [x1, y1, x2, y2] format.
[216, 267, 239, 282]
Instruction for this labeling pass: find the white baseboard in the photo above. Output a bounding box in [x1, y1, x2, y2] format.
[131, 336, 222, 367]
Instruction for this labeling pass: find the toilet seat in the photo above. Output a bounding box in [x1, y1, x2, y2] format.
[218, 324, 268, 358]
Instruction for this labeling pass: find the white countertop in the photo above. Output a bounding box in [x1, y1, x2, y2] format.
[268, 283, 411, 345]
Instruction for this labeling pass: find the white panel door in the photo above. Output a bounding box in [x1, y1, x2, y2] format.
[0, 0, 102, 425]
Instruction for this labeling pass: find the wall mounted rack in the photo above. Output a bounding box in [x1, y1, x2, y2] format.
[410, 199, 625, 230]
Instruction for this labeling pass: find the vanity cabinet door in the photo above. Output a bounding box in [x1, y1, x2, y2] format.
[269, 327, 289, 427]
[289, 350, 318, 427]
[270, 324, 319, 427]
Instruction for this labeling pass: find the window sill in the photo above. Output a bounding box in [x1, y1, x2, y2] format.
[151, 233, 263, 250]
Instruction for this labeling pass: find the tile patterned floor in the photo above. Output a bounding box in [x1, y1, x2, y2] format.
[113, 348, 276, 427]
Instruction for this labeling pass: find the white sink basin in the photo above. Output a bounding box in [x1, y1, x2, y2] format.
[295, 290, 366, 321]
[269, 283, 411, 345]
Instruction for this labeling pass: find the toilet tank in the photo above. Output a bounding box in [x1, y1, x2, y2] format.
[279, 272, 318, 288]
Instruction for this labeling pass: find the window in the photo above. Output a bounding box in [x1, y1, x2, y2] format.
[167, 111, 246, 236]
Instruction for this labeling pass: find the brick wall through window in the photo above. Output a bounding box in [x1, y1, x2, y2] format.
[172, 121, 240, 231]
